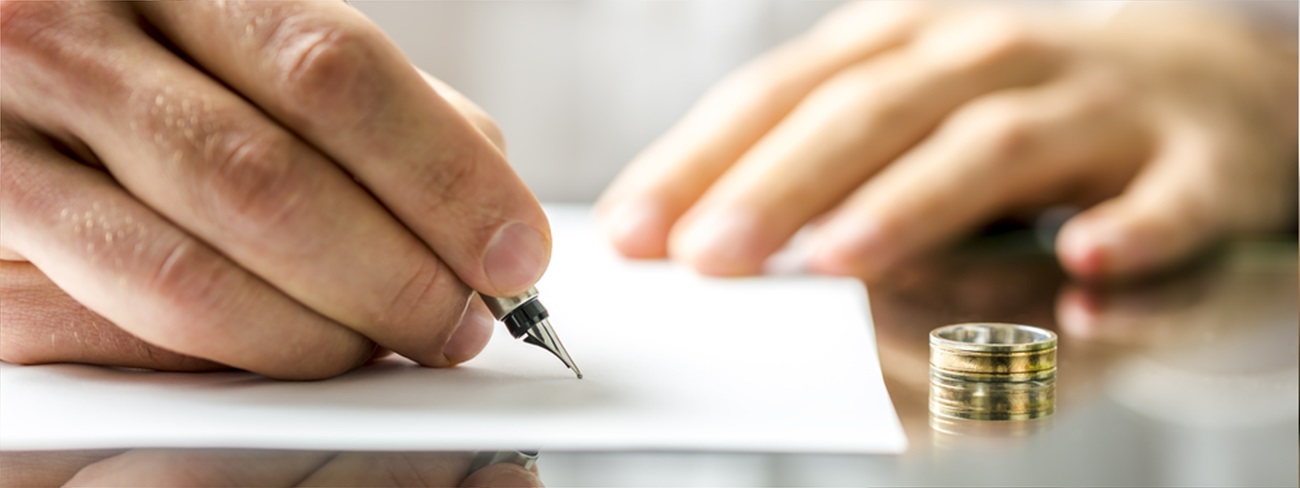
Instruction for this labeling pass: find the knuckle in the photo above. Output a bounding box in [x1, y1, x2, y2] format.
[1, 2, 109, 56]
[411, 145, 483, 212]
[365, 261, 469, 365]
[924, 13, 1049, 72]
[1, 2, 126, 95]
[147, 237, 371, 379]
[0, 1, 63, 47]
[982, 116, 1039, 162]
[812, 0, 926, 43]
[842, 76, 910, 128]
[956, 97, 1041, 161]
[725, 57, 806, 111]
[430, 81, 508, 154]
[971, 21, 1039, 61]
[1070, 70, 1133, 115]
[813, 67, 868, 101]
[734, 78, 788, 111]
[808, 68, 909, 135]
[472, 115, 507, 155]
[374, 260, 461, 332]
[376, 263, 439, 326]
[268, 16, 378, 126]
[203, 131, 307, 230]
[146, 239, 237, 332]
[143, 238, 260, 359]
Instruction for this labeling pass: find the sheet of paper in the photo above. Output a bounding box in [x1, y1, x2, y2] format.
[0, 205, 906, 453]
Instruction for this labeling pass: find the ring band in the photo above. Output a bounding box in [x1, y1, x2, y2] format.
[930, 323, 1057, 375]
[928, 323, 1058, 423]
[928, 367, 1056, 383]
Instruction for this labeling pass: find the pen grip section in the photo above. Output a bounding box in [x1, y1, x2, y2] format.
[481, 287, 542, 320]
[502, 299, 549, 338]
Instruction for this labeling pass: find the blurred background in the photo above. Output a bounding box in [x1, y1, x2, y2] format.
[354, 0, 840, 201]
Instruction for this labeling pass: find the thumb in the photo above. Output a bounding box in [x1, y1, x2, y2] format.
[1056, 135, 1225, 281]
[461, 463, 544, 488]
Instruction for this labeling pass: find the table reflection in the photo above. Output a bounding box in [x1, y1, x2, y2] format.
[0, 449, 541, 487]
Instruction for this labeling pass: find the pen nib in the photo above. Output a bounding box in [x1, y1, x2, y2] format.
[522, 318, 583, 379]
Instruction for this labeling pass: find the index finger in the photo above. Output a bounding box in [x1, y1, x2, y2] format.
[135, 2, 550, 297]
[595, 1, 926, 257]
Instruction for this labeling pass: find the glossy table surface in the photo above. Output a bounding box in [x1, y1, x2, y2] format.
[5, 237, 1297, 487]
[540, 237, 1299, 487]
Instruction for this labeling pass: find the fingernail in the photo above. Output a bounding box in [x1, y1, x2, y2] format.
[443, 301, 494, 365]
[479, 464, 543, 488]
[483, 222, 549, 295]
[600, 201, 671, 258]
[1098, 228, 1152, 277]
[1058, 217, 1120, 279]
[670, 209, 764, 275]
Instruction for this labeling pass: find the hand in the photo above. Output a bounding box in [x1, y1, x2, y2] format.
[1, 449, 544, 488]
[597, 2, 1296, 281]
[0, 2, 551, 379]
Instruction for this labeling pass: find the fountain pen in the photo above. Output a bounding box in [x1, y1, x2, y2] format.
[481, 287, 582, 378]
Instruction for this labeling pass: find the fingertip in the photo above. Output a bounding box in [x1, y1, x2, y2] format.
[461, 463, 544, 488]
[807, 218, 890, 280]
[806, 242, 858, 276]
[668, 210, 767, 276]
[1056, 216, 1112, 281]
[1060, 188, 1224, 281]
[1058, 209, 1167, 282]
[483, 222, 551, 297]
[597, 200, 672, 259]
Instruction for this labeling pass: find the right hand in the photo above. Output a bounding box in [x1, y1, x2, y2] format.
[0, 1, 551, 379]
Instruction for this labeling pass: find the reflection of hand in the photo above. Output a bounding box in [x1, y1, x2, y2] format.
[598, 2, 1296, 281]
[2, 450, 543, 487]
[0, 2, 551, 378]
[1057, 246, 1297, 346]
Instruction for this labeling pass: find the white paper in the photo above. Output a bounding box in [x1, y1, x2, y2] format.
[0, 205, 906, 453]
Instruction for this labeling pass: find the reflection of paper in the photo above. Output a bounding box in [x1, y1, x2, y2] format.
[0, 205, 906, 453]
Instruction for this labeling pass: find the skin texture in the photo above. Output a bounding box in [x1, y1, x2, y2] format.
[0, 1, 549, 379]
[597, 2, 1297, 282]
[0, 449, 544, 488]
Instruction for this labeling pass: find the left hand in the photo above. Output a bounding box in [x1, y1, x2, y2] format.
[597, 2, 1297, 281]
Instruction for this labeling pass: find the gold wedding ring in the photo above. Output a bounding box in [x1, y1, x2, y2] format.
[928, 323, 1058, 425]
[930, 323, 1057, 377]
